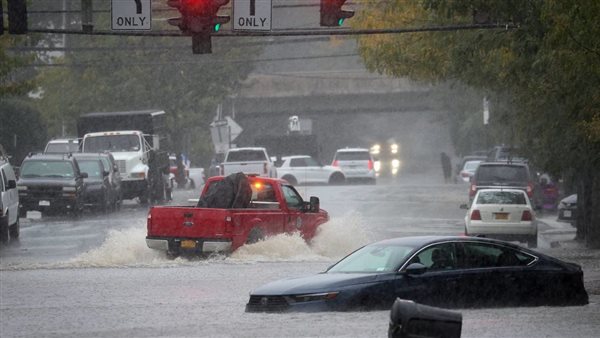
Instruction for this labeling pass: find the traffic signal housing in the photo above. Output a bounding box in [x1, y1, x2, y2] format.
[167, 0, 230, 54]
[2, 0, 28, 35]
[320, 0, 354, 27]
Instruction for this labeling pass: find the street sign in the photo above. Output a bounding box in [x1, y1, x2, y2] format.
[226, 117, 243, 141]
[233, 0, 272, 31]
[111, 0, 151, 31]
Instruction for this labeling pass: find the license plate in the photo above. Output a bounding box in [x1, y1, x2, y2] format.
[564, 210, 572, 217]
[180, 240, 196, 249]
[39, 200, 50, 206]
[494, 213, 509, 220]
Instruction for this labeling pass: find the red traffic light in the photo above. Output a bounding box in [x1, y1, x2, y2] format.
[167, 0, 231, 54]
[320, 0, 354, 27]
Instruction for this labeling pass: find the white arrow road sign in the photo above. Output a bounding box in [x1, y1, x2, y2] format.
[233, 0, 272, 31]
[226, 117, 243, 141]
[112, 0, 151, 31]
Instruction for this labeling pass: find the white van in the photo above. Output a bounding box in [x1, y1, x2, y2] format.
[0, 151, 19, 243]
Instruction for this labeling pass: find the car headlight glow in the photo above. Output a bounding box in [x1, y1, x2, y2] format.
[374, 160, 381, 172]
[390, 143, 399, 154]
[370, 144, 381, 155]
[391, 159, 400, 168]
[291, 292, 339, 303]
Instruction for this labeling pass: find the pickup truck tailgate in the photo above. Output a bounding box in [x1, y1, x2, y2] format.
[148, 207, 230, 238]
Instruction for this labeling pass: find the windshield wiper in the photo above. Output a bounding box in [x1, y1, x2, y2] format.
[44, 174, 68, 178]
[22, 174, 41, 178]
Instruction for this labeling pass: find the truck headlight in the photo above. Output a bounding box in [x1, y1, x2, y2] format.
[130, 172, 146, 179]
[17, 186, 27, 191]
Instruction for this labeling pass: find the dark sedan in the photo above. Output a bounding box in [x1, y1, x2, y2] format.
[246, 236, 588, 312]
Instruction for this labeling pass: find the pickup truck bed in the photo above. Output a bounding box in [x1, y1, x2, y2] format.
[146, 176, 328, 257]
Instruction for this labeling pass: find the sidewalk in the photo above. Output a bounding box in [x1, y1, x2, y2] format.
[537, 213, 600, 296]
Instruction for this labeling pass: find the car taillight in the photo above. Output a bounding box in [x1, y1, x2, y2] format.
[368, 160, 373, 170]
[526, 182, 534, 197]
[332, 160, 339, 167]
[470, 209, 481, 221]
[263, 162, 268, 174]
[146, 212, 152, 232]
[521, 210, 533, 221]
[469, 183, 477, 197]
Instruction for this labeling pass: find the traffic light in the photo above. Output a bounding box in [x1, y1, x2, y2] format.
[167, 0, 230, 54]
[320, 0, 354, 27]
[3, 0, 28, 35]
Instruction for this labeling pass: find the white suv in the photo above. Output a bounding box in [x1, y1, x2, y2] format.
[0, 152, 19, 243]
[332, 148, 376, 184]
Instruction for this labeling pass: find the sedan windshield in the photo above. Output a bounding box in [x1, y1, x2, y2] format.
[328, 244, 415, 273]
[20, 160, 75, 178]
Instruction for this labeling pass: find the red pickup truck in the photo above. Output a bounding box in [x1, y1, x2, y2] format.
[146, 175, 329, 257]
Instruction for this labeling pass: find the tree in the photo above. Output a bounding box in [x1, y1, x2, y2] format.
[353, 0, 600, 247]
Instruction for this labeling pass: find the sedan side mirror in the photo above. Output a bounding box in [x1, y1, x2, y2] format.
[459, 204, 469, 210]
[80, 172, 89, 179]
[309, 196, 320, 213]
[405, 263, 427, 276]
[103, 170, 110, 177]
[7, 180, 16, 189]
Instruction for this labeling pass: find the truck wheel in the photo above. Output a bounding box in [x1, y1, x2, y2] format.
[328, 173, 345, 185]
[246, 228, 264, 244]
[0, 216, 9, 244]
[9, 216, 20, 240]
[282, 175, 297, 185]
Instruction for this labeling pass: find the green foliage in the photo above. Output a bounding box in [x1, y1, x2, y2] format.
[354, 0, 600, 171]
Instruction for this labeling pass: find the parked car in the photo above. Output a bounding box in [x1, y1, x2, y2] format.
[469, 162, 534, 201]
[277, 155, 345, 185]
[246, 236, 588, 312]
[463, 189, 538, 248]
[558, 194, 577, 222]
[17, 153, 87, 217]
[332, 148, 376, 184]
[0, 151, 19, 243]
[72, 153, 113, 212]
[456, 159, 483, 183]
[44, 138, 80, 154]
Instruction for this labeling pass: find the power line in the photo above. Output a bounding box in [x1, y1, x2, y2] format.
[26, 23, 517, 38]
